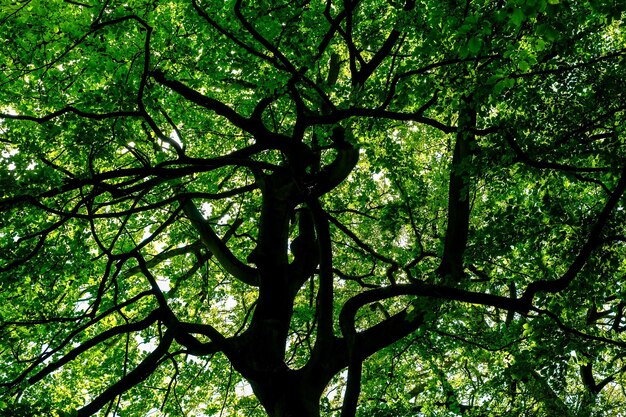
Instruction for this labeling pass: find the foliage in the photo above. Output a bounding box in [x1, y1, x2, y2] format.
[1, 0, 626, 416]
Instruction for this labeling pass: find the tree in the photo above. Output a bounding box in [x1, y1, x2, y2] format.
[1, 0, 625, 415]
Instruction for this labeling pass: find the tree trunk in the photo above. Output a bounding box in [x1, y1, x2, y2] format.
[251, 371, 324, 417]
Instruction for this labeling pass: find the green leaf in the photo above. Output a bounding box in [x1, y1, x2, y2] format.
[517, 60, 530, 71]
[537, 23, 560, 41]
[467, 37, 482, 54]
[510, 8, 526, 26]
[1, 2, 625, 416]
[534, 38, 546, 51]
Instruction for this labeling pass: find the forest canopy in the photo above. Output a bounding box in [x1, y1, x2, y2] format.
[1, 0, 626, 416]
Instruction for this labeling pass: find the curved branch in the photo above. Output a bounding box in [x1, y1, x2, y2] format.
[313, 157, 358, 195]
[329, 280, 528, 412]
[183, 200, 259, 286]
[339, 283, 527, 358]
[176, 322, 234, 356]
[522, 165, 626, 303]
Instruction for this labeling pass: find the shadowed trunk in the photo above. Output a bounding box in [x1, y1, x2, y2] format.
[251, 371, 325, 417]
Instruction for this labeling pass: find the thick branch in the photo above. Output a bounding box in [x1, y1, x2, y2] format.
[183, 200, 259, 286]
[353, 29, 401, 86]
[176, 322, 234, 356]
[308, 199, 334, 356]
[312, 130, 360, 196]
[436, 98, 476, 281]
[352, 0, 417, 87]
[331, 281, 527, 389]
[288, 206, 320, 293]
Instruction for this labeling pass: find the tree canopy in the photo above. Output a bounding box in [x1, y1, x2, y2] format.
[1, 0, 626, 416]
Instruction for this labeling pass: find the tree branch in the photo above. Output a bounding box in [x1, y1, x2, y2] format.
[436, 97, 476, 282]
[304, 107, 455, 133]
[505, 131, 610, 173]
[522, 165, 626, 303]
[77, 329, 174, 416]
[312, 128, 360, 197]
[28, 309, 162, 385]
[183, 200, 259, 286]
[150, 70, 287, 144]
[0, 108, 140, 123]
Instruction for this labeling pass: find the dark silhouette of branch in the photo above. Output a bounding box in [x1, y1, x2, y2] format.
[150, 70, 287, 144]
[533, 307, 626, 349]
[304, 107, 455, 133]
[77, 329, 174, 416]
[0, 108, 141, 123]
[28, 309, 162, 386]
[505, 131, 610, 173]
[522, 165, 626, 303]
[436, 98, 476, 282]
[234, 0, 298, 74]
[190, 0, 271, 62]
[183, 200, 259, 286]
[327, 213, 399, 267]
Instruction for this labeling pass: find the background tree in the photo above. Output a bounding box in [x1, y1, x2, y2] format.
[1, 0, 626, 416]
